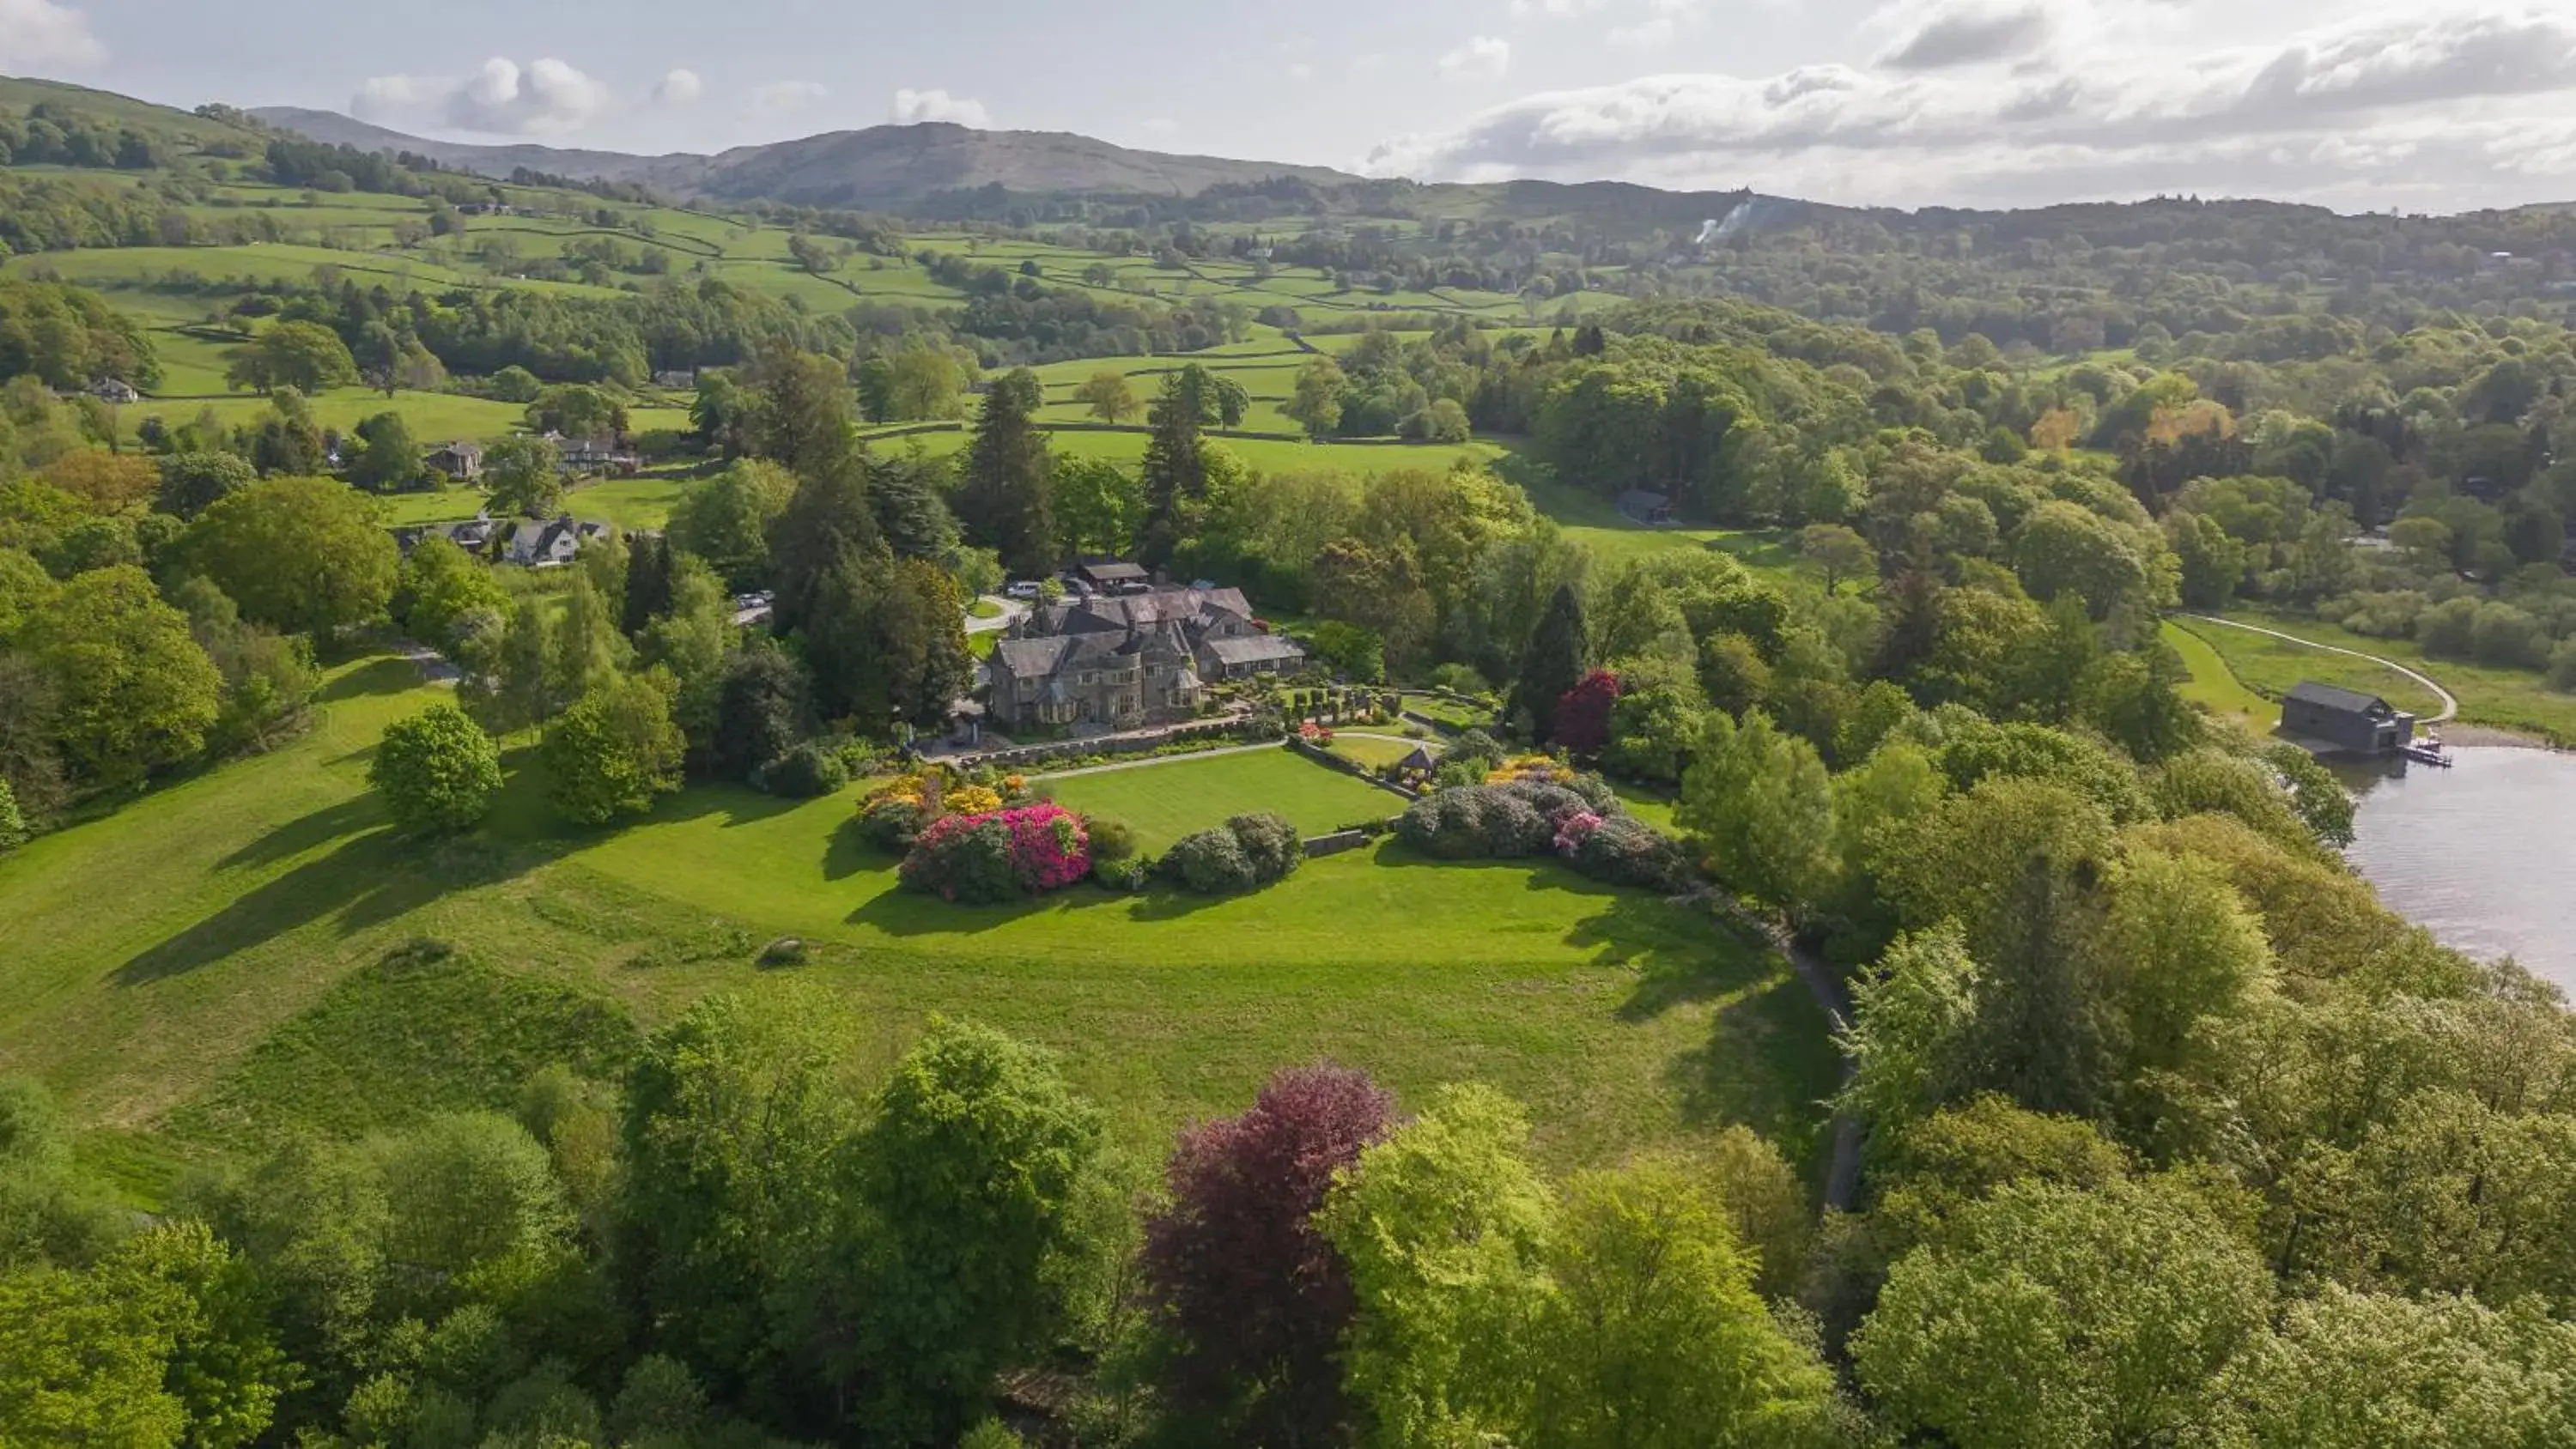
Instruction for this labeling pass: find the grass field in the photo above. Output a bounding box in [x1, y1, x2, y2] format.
[2178, 614, 2447, 724]
[0, 656, 1837, 1200]
[2161, 620, 2275, 735]
[1042, 748, 1399, 850]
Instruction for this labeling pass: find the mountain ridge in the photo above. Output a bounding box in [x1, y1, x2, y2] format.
[247, 106, 1366, 208]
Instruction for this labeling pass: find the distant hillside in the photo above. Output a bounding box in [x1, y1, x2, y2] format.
[247, 106, 708, 190]
[248, 106, 1363, 208]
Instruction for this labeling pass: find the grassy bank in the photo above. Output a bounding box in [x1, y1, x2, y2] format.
[0, 655, 1837, 1201]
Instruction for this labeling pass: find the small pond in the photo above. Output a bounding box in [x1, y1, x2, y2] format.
[2343, 746, 2576, 993]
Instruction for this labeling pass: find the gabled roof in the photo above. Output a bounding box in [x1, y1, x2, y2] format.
[2286, 681, 2393, 717]
[991, 635, 1088, 678]
[1202, 634, 1307, 666]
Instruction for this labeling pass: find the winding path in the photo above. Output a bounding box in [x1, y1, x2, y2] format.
[2178, 613, 2458, 724]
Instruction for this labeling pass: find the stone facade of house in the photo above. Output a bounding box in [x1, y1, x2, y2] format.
[985, 585, 1305, 730]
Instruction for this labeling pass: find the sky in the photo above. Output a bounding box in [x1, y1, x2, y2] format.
[4, 0, 2576, 213]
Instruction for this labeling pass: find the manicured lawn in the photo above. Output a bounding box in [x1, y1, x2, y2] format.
[1508, 468, 1795, 573]
[564, 473, 702, 530]
[1403, 694, 1496, 731]
[2161, 620, 2274, 735]
[1042, 748, 1400, 850]
[0, 671, 1837, 1195]
[1327, 734, 1425, 770]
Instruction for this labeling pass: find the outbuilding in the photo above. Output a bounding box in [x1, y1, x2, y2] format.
[2280, 681, 2415, 755]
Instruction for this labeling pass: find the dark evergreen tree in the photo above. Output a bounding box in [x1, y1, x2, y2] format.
[713, 646, 811, 779]
[1513, 582, 1589, 743]
[1139, 366, 1212, 568]
[752, 346, 858, 481]
[766, 455, 881, 636]
[957, 369, 1056, 577]
[623, 531, 675, 640]
[867, 452, 961, 561]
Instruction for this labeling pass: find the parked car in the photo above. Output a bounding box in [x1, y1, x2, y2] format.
[1005, 580, 1043, 600]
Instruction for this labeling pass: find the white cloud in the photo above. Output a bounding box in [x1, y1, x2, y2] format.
[1871, 0, 2056, 70]
[353, 56, 611, 136]
[1439, 35, 1512, 82]
[1608, 16, 1678, 47]
[747, 80, 829, 116]
[1370, 2, 2576, 210]
[1288, 62, 1315, 82]
[890, 88, 990, 127]
[652, 68, 702, 106]
[1139, 117, 1179, 136]
[0, 0, 106, 70]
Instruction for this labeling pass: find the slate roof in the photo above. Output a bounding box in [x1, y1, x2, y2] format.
[2286, 681, 2395, 717]
[1201, 634, 1307, 667]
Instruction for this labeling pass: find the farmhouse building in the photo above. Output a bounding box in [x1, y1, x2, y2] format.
[2280, 681, 2415, 755]
[499, 516, 611, 569]
[987, 585, 1305, 729]
[427, 441, 485, 481]
[88, 378, 141, 404]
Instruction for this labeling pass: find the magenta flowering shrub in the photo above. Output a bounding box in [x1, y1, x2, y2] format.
[900, 802, 1092, 903]
[1552, 809, 1605, 858]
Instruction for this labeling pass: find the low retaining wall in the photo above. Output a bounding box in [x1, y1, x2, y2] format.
[964, 723, 1261, 771]
[1301, 829, 1376, 859]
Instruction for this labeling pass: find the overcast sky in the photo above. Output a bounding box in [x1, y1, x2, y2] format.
[4, 0, 2575, 213]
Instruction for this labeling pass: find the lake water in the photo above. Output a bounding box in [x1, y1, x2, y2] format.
[2342, 746, 2576, 991]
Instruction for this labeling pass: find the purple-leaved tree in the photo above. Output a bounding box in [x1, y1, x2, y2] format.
[1141, 1064, 1397, 1446]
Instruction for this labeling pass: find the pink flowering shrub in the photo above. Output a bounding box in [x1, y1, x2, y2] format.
[900, 802, 1091, 903]
[1552, 809, 1604, 858]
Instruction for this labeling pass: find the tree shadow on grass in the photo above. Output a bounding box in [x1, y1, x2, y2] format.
[1665, 974, 1843, 1178]
[116, 819, 570, 986]
[847, 882, 1053, 937]
[318, 657, 423, 703]
[823, 815, 887, 882]
[216, 794, 384, 871]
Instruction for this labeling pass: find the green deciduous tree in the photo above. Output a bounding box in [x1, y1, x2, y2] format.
[544, 670, 684, 825]
[483, 435, 563, 519]
[616, 991, 858, 1414]
[20, 565, 222, 783]
[1678, 709, 1838, 915]
[1073, 368, 1138, 423]
[1052, 454, 1143, 559]
[667, 458, 792, 590]
[392, 536, 507, 652]
[224, 321, 358, 396]
[1524, 1159, 1838, 1449]
[848, 1019, 1103, 1443]
[347, 410, 425, 493]
[1319, 1083, 1552, 1449]
[181, 476, 399, 636]
[370, 703, 502, 834]
[1285, 356, 1346, 440]
[155, 451, 256, 520]
[1854, 1178, 2270, 1449]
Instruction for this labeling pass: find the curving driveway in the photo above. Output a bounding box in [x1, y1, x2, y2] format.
[968, 595, 1031, 635]
[2178, 613, 2458, 724]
